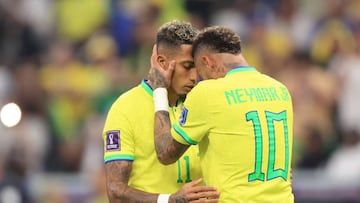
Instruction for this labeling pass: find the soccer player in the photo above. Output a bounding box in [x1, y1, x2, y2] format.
[102, 20, 219, 203]
[150, 26, 294, 202]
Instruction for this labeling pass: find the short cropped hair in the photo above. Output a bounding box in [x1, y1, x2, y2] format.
[192, 26, 242, 57]
[156, 20, 198, 49]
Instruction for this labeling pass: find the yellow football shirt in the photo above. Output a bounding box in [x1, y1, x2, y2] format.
[103, 80, 201, 193]
[172, 67, 294, 202]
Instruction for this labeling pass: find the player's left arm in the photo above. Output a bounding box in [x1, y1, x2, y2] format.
[154, 110, 190, 165]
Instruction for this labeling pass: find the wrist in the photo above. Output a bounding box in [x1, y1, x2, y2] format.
[157, 194, 170, 203]
[153, 88, 169, 112]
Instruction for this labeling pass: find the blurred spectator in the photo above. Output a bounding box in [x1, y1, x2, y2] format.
[309, 0, 356, 66]
[276, 52, 338, 165]
[328, 20, 360, 135]
[85, 169, 107, 203]
[9, 61, 49, 174]
[241, 20, 267, 73]
[324, 130, 360, 182]
[0, 1, 43, 67]
[80, 115, 104, 177]
[184, 0, 211, 28]
[0, 66, 15, 193]
[39, 40, 104, 172]
[0, 66, 14, 104]
[37, 181, 70, 203]
[127, 2, 159, 76]
[16, 0, 54, 39]
[297, 126, 330, 169]
[108, 0, 137, 57]
[0, 145, 33, 203]
[155, 0, 188, 23]
[13, 61, 47, 117]
[258, 26, 294, 77]
[84, 32, 138, 114]
[54, 0, 108, 44]
[210, 0, 273, 39]
[266, 0, 316, 52]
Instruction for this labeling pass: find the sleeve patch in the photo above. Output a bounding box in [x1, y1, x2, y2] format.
[106, 130, 120, 151]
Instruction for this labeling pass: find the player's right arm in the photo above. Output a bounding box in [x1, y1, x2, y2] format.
[103, 102, 219, 202]
[105, 160, 158, 202]
[105, 160, 219, 203]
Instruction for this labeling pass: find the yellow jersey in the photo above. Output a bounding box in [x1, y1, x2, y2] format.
[102, 80, 201, 193]
[172, 67, 294, 202]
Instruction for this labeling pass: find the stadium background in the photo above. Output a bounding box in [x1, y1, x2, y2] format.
[0, 0, 360, 202]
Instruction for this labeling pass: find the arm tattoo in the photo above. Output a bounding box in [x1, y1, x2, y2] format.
[105, 161, 158, 203]
[154, 111, 190, 164]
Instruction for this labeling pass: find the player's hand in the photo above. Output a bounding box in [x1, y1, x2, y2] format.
[169, 178, 220, 203]
[148, 44, 175, 89]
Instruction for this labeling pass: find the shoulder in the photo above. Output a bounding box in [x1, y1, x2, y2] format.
[190, 79, 217, 93]
[116, 85, 146, 104]
[108, 85, 145, 113]
[260, 73, 289, 88]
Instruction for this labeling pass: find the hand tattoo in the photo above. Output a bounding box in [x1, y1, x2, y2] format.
[149, 67, 169, 89]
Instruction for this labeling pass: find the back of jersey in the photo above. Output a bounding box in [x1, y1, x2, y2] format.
[175, 67, 294, 202]
[207, 68, 293, 202]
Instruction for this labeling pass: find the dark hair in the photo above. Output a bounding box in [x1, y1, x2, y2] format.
[156, 20, 198, 49]
[191, 26, 241, 57]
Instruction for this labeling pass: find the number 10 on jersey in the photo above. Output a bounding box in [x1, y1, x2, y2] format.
[246, 110, 290, 182]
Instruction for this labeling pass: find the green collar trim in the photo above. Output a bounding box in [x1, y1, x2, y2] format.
[141, 80, 153, 96]
[226, 66, 256, 76]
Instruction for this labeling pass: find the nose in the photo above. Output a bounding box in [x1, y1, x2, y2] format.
[189, 68, 198, 83]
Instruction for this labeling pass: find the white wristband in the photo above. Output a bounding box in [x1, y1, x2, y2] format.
[157, 194, 170, 203]
[153, 88, 169, 112]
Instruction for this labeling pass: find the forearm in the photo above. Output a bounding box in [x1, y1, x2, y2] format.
[106, 160, 219, 203]
[149, 62, 190, 164]
[107, 182, 158, 203]
[105, 161, 158, 203]
[154, 111, 189, 164]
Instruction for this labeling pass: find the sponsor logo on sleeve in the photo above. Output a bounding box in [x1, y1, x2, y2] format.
[106, 130, 120, 151]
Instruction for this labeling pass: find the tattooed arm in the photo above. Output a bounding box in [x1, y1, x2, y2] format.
[147, 44, 190, 164]
[155, 111, 190, 165]
[105, 161, 219, 203]
[105, 161, 158, 203]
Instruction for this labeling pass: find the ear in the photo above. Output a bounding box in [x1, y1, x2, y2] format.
[201, 55, 215, 70]
[157, 54, 168, 70]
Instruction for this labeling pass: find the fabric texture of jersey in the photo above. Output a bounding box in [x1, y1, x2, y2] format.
[172, 67, 294, 202]
[102, 80, 201, 193]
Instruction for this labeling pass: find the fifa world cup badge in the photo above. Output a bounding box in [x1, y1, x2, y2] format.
[106, 130, 120, 151]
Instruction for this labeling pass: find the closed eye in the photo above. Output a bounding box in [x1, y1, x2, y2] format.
[180, 61, 195, 70]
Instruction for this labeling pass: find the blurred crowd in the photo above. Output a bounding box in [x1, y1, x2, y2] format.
[0, 0, 360, 202]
